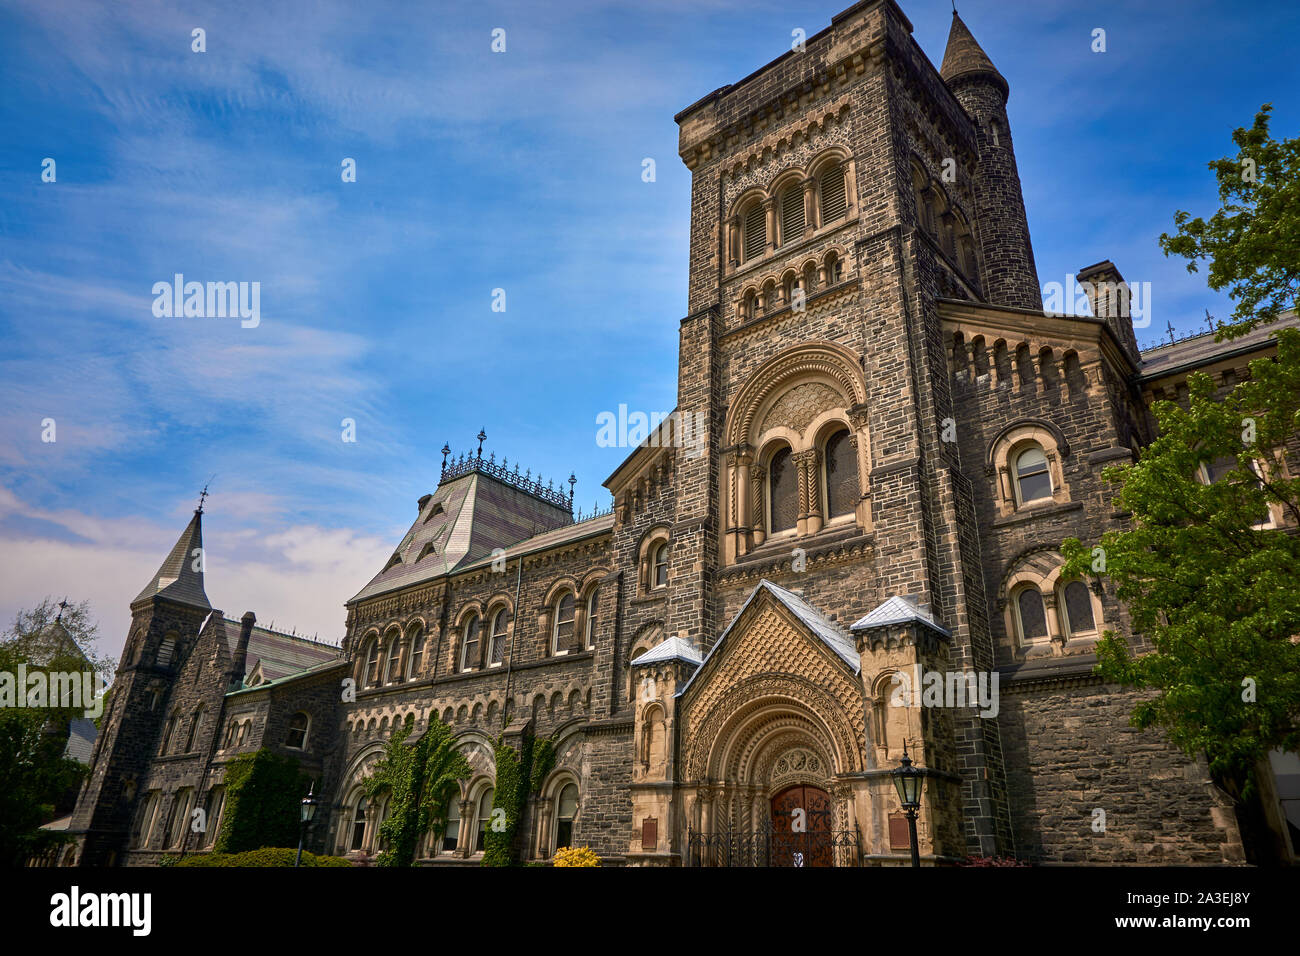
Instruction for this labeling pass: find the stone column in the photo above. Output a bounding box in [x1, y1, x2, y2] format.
[1043, 591, 1063, 647]
[726, 216, 740, 269]
[763, 199, 777, 254]
[801, 177, 818, 236]
[750, 465, 766, 547]
[792, 449, 820, 535]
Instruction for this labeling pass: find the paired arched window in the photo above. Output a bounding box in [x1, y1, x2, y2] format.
[767, 444, 799, 533]
[442, 796, 461, 852]
[1059, 580, 1096, 635]
[555, 783, 579, 851]
[460, 615, 481, 672]
[160, 710, 179, 755]
[584, 587, 600, 649]
[285, 712, 309, 750]
[817, 163, 847, 224]
[1014, 444, 1053, 505]
[823, 427, 858, 519]
[475, 787, 495, 852]
[365, 639, 381, 687]
[552, 593, 576, 655]
[742, 201, 766, 262]
[779, 183, 805, 244]
[489, 609, 509, 666]
[350, 796, 368, 851]
[406, 625, 424, 679]
[383, 633, 402, 684]
[1012, 585, 1049, 644]
[183, 705, 204, 753]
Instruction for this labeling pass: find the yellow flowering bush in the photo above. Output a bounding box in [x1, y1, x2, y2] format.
[552, 845, 600, 867]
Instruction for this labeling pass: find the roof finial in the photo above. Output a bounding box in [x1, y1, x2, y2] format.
[1166, 320, 1177, 345]
[476, 428, 487, 458]
[568, 472, 576, 503]
[196, 481, 211, 515]
[441, 443, 451, 473]
[56, 598, 69, 623]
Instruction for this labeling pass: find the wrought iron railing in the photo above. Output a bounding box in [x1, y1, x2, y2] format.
[440, 451, 574, 511]
[685, 823, 861, 867]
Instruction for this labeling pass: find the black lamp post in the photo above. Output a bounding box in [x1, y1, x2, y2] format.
[891, 740, 924, 868]
[295, 783, 319, 868]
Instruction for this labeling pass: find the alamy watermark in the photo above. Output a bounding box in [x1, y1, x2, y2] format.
[889, 664, 999, 718]
[1041, 273, 1151, 328]
[0, 666, 105, 719]
[596, 405, 707, 457]
[151, 274, 260, 328]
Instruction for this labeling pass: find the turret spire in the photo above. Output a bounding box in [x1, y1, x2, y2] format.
[132, 509, 211, 609]
[940, 11, 1008, 99]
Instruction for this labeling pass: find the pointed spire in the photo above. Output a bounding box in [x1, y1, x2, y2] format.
[132, 509, 211, 609]
[939, 11, 1007, 96]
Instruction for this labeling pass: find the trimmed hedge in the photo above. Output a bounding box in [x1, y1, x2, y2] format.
[176, 847, 351, 867]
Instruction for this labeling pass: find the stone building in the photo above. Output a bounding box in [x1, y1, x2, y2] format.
[68, 1, 1299, 867]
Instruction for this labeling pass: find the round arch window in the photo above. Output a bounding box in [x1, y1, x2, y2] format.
[1014, 445, 1052, 505]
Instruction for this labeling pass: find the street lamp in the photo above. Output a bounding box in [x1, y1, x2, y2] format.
[891, 740, 924, 868]
[295, 783, 319, 868]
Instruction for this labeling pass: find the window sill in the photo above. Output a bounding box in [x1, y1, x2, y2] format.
[993, 500, 1082, 529]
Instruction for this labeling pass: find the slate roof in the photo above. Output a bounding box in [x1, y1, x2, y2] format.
[226, 657, 348, 697]
[132, 510, 210, 609]
[629, 636, 703, 667]
[64, 717, 98, 764]
[939, 12, 1007, 92]
[223, 618, 341, 683]
[1138, 310, 1299, 380]
[350, 469, 606, 604]
[681, 580, 859, 697]
[850, 595, 952, 638]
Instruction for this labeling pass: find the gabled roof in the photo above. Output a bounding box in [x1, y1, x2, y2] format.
[681, 579, 859, 697]
[630, 636, 703, 667]
[225, 657, 348, 697]
[133, 510, 210, 609]
[222, 618, 341, 684]
[850, 595, 951, 638]
[939, 12, 1007, 94]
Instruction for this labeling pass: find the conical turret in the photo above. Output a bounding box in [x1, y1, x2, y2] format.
[940, 12, 1040, 311]
[132, 509, 210, 609]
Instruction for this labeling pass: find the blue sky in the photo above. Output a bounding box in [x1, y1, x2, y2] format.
[2, 0, 1297, 655]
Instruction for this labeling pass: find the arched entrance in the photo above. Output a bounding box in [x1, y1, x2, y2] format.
[770, 784, 833, 867]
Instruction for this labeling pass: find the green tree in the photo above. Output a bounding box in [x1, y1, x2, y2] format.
[1065, 107, 1300, 861]
[362, 715, 470, 867]
[0, 598, 113, 865]
[1160, 104, 1300, 337]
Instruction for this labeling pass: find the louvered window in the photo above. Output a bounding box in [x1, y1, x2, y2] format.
[743, 204, 766, 261]
[157, 634, 176, 666]
[819, 165, 847, 223]
[780, 187, 804, 245]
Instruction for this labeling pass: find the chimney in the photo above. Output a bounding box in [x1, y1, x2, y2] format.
[1077, 261, 1141, 361]
[229, 611, 255, 689]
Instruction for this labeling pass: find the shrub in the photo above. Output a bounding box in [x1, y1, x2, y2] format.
[175, 847, 351, 867]
[552, 845, 599, 867]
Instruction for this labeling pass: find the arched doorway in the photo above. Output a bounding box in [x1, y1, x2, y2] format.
[770, 784, 833, 867]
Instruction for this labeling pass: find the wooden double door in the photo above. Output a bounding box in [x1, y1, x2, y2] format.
[768, 784, 833, 867]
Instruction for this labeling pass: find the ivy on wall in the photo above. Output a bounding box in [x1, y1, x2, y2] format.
[214, 749, 307, 854]
[483, 732, 555, 867]
[362, 715, 470, 867]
